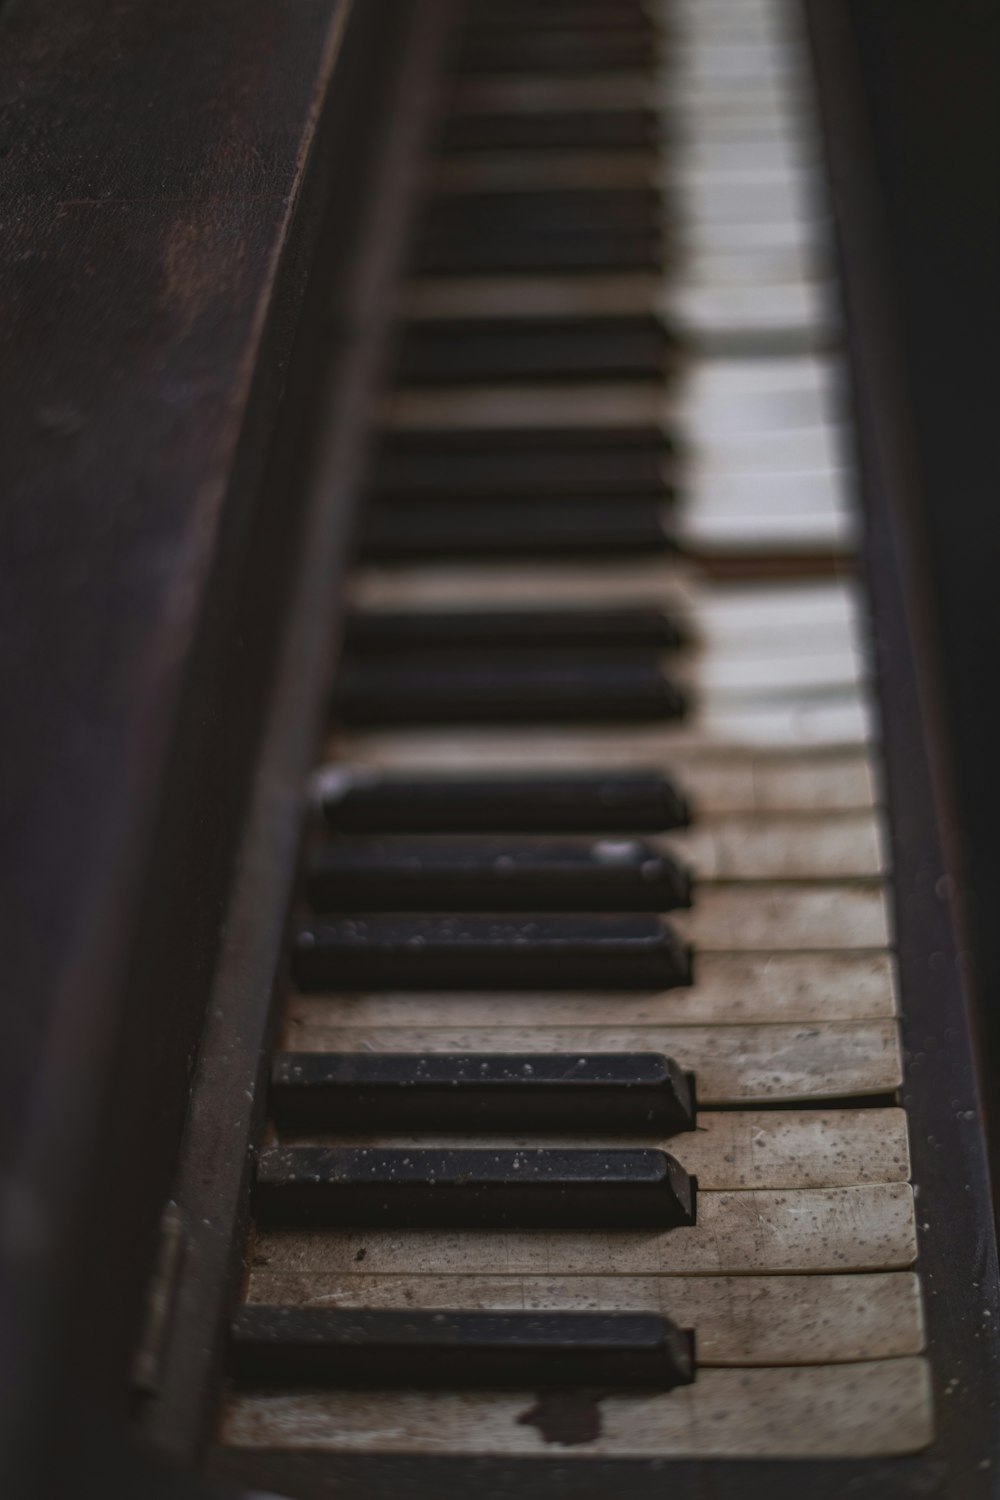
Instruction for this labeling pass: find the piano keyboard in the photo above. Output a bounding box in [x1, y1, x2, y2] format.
[218, 0, 934, 1466]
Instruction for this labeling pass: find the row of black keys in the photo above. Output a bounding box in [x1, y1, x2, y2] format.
[337, 604, 685, 726]
[355, 444, 677, 564]
[298, 769, 693, 989]
[236, 1, 699, 1393]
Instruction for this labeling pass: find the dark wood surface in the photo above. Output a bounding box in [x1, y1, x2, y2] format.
[0, 0, 393, 1492]
[141, 0, 456, 1464]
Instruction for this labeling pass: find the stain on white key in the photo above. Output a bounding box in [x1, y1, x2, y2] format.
[244, 1271, 924, 1368]
[222, 1359, 932, 1458]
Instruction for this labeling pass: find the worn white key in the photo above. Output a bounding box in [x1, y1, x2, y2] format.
[675, 881, 891, 949]
[683, 511, 855, 553]
[665, 281, 835, 350]
[290, 952, 898, 1029]
[222, 1359, 933, 1458]
[277, 1111, 911, 1193]
[679, 242, 830, 286]
[244, 1271, 925, 1367]
[252, 1183, 917, 1276]
[282, 1021, 902, 1105]
[689, 423, 846, 471]
[674, 138, 818, 175]
[681, 218, 827, 259]
[674, 648, 864, 696]
[687, 468, 852, 518]
[668, 49, 799, 88]
[670, 810, 886, 879]
[684, 352, 839, 404]
[673, 172, 821, 226]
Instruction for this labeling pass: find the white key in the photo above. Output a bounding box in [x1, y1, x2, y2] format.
[672, 171, 822, 225]
[670, 810, 887, 878]
[675, 881, 891, 948]
[665, 281, 835, 350]
[222, 1360, 933, 1458]
[245, 1271, 925, 1366]
[296, 951, 898, 1027]
[252, 1183, 917, 1276]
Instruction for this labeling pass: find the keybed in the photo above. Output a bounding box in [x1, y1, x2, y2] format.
[219, 0, 934, 1468]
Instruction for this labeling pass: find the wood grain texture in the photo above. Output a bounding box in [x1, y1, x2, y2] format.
[0, 0, 368, 1476]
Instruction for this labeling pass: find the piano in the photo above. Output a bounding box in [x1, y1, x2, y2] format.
[2, 0, 998, 1496]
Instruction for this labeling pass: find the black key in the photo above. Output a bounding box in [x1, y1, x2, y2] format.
[361, 500, 674, 560]
[318, 770, 691, 834]
[372, 441, 672, 499]
[255, 1146, 695, 1228]
[344, 607, 685, 654]
[442, 110, 657, 154]
[230, 1307, 696, 1390]
[291, 914, 691, 990]
[306, 836, 692, 913]
[422, 190, 659, 237]
[396, 317, 672, 385]
[463, 0, 651, 30]
[416, 230, 660, 275]
[270, 1051, 696, 1134]
[457, 33, 653, 73]
[335, 654, 686, 726]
